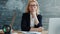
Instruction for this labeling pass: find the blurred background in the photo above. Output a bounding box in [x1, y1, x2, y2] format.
[0, 0, 60, 33]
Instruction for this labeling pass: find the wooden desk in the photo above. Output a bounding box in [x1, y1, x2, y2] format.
[0, 31, 23, 34]
[0, 30, 48, 34]
[0, 31, 4, 34]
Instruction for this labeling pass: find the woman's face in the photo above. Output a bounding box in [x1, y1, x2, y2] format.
[29, 2, 38, 13]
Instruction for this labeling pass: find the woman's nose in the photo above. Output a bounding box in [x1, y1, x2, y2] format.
[31, 6, 35, 9]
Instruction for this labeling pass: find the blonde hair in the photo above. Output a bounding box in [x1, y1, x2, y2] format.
[25, 0, 40, 15]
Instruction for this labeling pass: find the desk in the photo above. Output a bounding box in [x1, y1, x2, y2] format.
[0, 31, 23, 34]
[0, 31, 40, 34]
[0, 30, 48, 34]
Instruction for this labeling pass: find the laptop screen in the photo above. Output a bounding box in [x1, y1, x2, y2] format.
[48, 18, 60, 34]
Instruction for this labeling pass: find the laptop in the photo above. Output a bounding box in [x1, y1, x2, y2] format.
[48, 18, 60, 34]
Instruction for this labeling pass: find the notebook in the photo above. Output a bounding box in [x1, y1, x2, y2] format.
[21, 31, 41, 34]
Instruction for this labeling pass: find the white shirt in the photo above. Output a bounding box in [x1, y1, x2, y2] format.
[30, 14, 42, 34]
[30, 14, 35, 27]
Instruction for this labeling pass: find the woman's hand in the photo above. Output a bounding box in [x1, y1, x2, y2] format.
[31, 11, 39, 25]
[30, 27, 42, 32]
[31, 11, 36, 18]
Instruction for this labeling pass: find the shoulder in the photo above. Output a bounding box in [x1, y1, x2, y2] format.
[22, 13, 29, 18]
[22, 13, 29, 16]
[37, 14, 42, 18]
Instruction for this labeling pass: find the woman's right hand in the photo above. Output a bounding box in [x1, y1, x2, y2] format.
[30, 28, 36, 31]
[30, 27, 42, 32]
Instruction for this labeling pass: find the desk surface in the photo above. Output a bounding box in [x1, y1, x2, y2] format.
[0, 31, 23, 34]
[0, 30, 48, 34]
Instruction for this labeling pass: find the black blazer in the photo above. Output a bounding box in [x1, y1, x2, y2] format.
[21, 13, 42, 31]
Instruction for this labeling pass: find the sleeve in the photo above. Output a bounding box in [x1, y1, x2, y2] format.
[21, 13, 31, 31]
[34, 15, 42, 28]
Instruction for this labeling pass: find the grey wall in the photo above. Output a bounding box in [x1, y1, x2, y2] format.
[0, 0, 60, 30]
[40, 0, 60, 30]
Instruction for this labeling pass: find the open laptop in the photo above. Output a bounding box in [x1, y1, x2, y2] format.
[48, 18, 60, 34]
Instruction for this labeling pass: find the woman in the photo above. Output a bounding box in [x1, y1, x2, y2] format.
[21, 0, 42, 32]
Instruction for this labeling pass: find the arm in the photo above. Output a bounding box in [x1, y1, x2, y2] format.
[30, 27, 42, 32]
[30, 15, 43, 32]
[21, 13, 31, 31]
